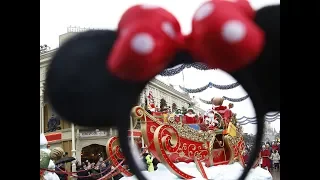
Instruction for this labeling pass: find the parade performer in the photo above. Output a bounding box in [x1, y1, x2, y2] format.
[260, 145, 271, 171]
[212, 97, 232, 127]
[212, 97, 227, 111]
[40, 133, 60, 180]
[147, 91, 156, 112]
[183, 104, 198, 124]
[272, 141, 278, 151]
[270, 149, 280, 171]
[204, 110, 219, 130]
[145, 154, 154, 172]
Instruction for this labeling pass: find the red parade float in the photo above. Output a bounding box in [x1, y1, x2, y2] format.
[106, 97, 259, 179]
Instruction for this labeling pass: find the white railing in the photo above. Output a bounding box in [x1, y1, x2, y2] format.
[67, 26, 104, 33]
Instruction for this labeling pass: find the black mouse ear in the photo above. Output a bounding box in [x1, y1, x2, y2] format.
[232, 4, 280, 114]
[230, 5, 280, 180]
[167, 50, 194, 68]
[45, 30, 145, 127]
[253, 4, 280, 112]
[165, 50, 212, 73]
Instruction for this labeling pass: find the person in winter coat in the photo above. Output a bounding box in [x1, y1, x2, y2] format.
[261, 145, 271, 171]
[145, 154, 154, 172]
[270, 150, 280, 171]
[152, 158, 160, 171]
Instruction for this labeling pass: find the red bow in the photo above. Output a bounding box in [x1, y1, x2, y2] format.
[107, 0, 265, 81]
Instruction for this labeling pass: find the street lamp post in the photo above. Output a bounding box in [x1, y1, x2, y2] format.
[71, 123, 77, 180]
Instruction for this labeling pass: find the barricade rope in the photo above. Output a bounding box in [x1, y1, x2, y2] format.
[41, 140, 154, 179]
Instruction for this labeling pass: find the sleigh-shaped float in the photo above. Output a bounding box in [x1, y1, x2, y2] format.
[106, 106, 258, 179]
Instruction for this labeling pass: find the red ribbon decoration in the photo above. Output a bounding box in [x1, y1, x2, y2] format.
[107, 0, 265, 81]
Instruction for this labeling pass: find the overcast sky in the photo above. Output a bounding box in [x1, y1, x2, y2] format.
[40, 0, 280, 134]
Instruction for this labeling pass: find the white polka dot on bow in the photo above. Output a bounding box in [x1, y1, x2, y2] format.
[161, 22, 176, 39]
[130, 33, 155, 55]
[194, 2, 215, 21]
[221, 20, 247, 44]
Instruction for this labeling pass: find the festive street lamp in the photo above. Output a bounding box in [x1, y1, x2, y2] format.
[40, 44, 51, 54]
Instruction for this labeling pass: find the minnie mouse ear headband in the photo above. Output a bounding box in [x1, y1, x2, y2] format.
[45, 1, 279, 180]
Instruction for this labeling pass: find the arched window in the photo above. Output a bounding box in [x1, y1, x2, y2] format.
[160, 98, 167, 111]
[172, 103, 177, 112]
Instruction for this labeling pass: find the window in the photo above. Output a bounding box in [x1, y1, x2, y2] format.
[44, 104, 70, 133]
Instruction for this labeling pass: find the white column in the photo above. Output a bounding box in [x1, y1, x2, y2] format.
[141, 137, 145, 151]
[40, 96, 45, 133]
[71, 123, 76, 157]
[130, 117, 134, 145]
[71, 123, 77, 179]
[76, 128, 81, 164]
[40, 100, 42, 134]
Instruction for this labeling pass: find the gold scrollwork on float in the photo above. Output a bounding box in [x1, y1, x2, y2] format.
[131, 106, 217, 143]
[131, 106, 218, 148]
[170, 122, 216, 143]
[130, 106, 145, 129]
[153, 124, 195, 179]
[131, 106, 162, 147]
[106, 137, 133, 177]
[180, 143, 209, 161]
[130, 106, 244, 169]
[194, 157, 208, 179]
[223, 135, 235, 164]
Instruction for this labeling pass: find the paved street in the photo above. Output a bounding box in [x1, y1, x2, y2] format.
[270, 170, 280, 180]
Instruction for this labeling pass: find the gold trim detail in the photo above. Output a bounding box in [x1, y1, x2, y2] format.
[153, 124, 195, 179]
[106, 137, 132, 177]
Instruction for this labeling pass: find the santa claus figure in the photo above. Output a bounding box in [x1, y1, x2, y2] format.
[212, 97, 227, 111]
[148, 103, 156, 112]
[147, 91, 156, 112]
[40, 133, 60, 180]
[211, 97, 233, 128]
[272, 142, 278, 151]
[204, 110, 219, 130]
[242, 150, 249, 166]
[185, 107, 196, 118]
[260, 145, 271, 171]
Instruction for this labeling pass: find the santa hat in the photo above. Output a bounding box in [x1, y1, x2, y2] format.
[147, 91, 154, 103]
[40, 133, 48, 146]
[187, 107, 194, 112]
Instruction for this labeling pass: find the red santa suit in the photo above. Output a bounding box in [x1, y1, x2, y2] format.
[261, 148, 271, 170]
[204, 111, 219, 130]
[243, 154, 249, 165]
[213, 105, 233, 128]
[213, 105, 227, 111]
[272, 143, 279, 151]
[148, 103, 156, 112]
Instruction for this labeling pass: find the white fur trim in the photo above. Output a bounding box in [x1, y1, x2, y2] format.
[212, 119, 219, 124]
[186, 113, 196, 118]
[207, 112, 214, 118]
[150, 108, 155, 112]
[47, 160, 55, 169]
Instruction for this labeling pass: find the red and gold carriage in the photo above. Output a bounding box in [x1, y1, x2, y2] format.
[106, 99, 258, 179]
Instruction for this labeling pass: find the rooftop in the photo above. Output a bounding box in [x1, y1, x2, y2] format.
[40, 50, 191, 101]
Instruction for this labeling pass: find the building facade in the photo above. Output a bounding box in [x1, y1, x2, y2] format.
[262, 122, 278, 143]
[40, 31, 205, 164]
